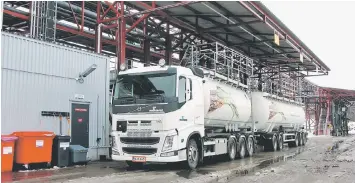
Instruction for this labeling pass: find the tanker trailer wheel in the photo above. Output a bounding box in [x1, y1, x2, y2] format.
[246, 136, 255, 157]
[186, 138, 199, 169]
[295, 133, 300, 147]
[272, 135, 278, 151]
[300, 132, 305, 146]
[277, 134, 284, 150]
[237, 137, 246, 159]
[227, 137, 237, 160]
[300, 132, 306, 146]
[303, 133, 307, 145]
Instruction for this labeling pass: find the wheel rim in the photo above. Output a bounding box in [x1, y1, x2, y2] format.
[248, 138, 254, 155]
[188, 145, 198, 163]
[273, 137, 277, 150]
[295, 135, 299, 146]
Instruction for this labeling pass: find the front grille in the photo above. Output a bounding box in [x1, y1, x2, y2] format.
[120, 137, 160, 145]
[122, 147, 157, 155]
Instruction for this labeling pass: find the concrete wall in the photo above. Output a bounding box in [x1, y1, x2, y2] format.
[1, 32, 110, 160]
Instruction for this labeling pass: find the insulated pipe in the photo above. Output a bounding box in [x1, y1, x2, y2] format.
[57, 1, 97, 19]
[3, 4, 176, 61]
[57, 1, 162, 39]
[3, 4, 30, 16]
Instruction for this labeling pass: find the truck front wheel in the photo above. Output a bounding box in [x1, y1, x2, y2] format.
[187, 138, 199, 169]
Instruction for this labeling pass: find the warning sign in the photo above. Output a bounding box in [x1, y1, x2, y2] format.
[75, 108, 87, 112]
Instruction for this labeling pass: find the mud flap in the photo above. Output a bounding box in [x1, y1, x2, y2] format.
[199, 138, 204, 164]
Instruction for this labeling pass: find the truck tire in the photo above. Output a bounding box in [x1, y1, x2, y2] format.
[187, 138, 199, 169]
[272, 135, 278, 151]
[302, 133, 307, 145]
[289, 133, 299, 147]
[246, 136, 254, 157]
[238, 137, 246, 159]
[227, 138, 237, 160]
[278, 134, 284, 150]
[264, 134, 278, 151]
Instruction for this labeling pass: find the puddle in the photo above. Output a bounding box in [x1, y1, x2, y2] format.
[176, 169, 210, 179]
[233, 147, 304, 177]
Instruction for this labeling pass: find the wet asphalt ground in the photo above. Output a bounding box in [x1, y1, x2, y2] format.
[1, 136, 348, 183]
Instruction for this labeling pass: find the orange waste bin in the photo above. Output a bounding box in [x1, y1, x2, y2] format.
[1, 135, 18, 172]
[11, 131, 55, 165]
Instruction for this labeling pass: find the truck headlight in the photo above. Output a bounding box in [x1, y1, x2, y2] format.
[162, 135, 175, 152]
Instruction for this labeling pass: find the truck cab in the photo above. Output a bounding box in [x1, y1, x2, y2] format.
[111, 62, 205, 168]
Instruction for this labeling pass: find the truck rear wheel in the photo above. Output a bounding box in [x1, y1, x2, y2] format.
[227, 138, 237, 160]
[272, 135, 278, 151]
[289, 133, 299, 147]
[187, 138, 199, 169]
[302, 133, 307, 145]
[265, 134, 278, 151]
[238, 138, 246, 159]
[246, 136, 254, 157]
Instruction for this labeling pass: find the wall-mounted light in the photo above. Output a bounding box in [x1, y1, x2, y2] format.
[77, 64, 97, 83]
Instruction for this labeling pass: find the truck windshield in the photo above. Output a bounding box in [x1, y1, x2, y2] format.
[114, 73, 177, 99]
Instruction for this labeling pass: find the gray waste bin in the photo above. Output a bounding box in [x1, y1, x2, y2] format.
[69, 145, 88, 164]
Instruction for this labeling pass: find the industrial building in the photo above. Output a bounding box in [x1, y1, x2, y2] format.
[1, 32, 111, 160]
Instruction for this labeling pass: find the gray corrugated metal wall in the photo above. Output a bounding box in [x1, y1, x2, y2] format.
[1, 32, 110, 160]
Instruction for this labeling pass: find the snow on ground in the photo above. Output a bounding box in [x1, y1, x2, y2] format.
[336, 135, 355, 162]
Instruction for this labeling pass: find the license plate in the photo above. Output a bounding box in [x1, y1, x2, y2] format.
[132, 156, 146, 162]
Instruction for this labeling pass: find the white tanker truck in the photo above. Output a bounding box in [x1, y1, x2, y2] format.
[111, 62, 307, 169]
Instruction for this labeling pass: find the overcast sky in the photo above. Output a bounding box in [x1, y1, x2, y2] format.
[263, 1, 355, 90]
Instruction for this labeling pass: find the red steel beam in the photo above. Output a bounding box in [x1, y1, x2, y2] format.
[68, 2, 81, 30]
[119, 1, 126, 67]
[102, 1, 119, 19]
[56, 24, 170, 60]
[126, 14, 149, 33]
[3, 9, 29, 20]
[126, 1, 156, 33]
[96, 1, 101, 22]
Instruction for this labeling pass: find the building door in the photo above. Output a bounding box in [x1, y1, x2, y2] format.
[71, 103, 90, 148]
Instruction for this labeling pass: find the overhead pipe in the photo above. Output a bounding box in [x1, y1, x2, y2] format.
[3, 4, 164, 45]
[56, 21, 177, 62]
[57, 1, 163, 39]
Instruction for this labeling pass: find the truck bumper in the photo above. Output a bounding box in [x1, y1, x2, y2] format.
[112, 149, 187, 163]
